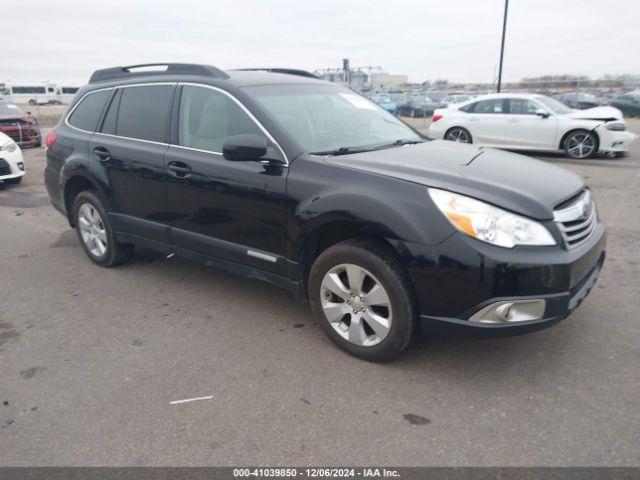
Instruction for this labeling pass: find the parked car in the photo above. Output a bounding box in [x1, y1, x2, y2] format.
[554, 92, 603, 110]
[369, 94, 397, 114]
[610, 91, 640, 117]
[437, 94, 473, 108]
[429, 93, 637, 159]
[0, 130, 25, 185]
[46, 64, 606, 361]
[0, 102, 42, 147]
[397, 95, 439, 117]
[425, 91, 446, 103]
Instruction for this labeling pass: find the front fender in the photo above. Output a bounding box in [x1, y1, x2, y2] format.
[286, 158, 456, 261]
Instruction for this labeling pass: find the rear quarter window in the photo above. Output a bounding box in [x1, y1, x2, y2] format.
[68, 90, 111, 131]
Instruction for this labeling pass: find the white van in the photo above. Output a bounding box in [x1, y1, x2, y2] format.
[0, 83, 78, 105]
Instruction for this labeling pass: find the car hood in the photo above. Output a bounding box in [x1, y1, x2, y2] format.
[327, 140, 584, 220]
[567, 106, 623, 121]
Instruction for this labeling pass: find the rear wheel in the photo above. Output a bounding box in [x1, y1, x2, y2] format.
[444, 127, 472, 143]
[72, 190, 132, 267]
[308, 239, 418, 362]
[564, 130, 597, 159]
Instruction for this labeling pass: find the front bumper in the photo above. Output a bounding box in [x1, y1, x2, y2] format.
[0, 148, 26, 181]
[390, 222, 606, 337]
[0, 126, 41, 148]
[596, 127, 637, 153]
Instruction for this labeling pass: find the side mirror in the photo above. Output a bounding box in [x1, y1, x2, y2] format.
[222, 134, 268, 161]
[535, 109, 550, 118]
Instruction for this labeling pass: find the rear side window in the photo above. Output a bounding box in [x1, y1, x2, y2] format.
[472, 99, 504, 114]
[100, 89, 122, 135]
[68, 90, 111, 131]
[178, 85, 264, 153]
[116, 85, 174, 142]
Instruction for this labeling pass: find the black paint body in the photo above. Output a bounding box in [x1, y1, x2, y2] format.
[45, 70, 606, 335]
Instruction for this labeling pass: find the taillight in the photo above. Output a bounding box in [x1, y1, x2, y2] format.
[45, 130, 58, 149]
[432, 114, 443, 122]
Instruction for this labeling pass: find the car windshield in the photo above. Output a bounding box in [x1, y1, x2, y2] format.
[0, 103, 25, 115]
[247, 85, 421, 154]
[536, 96, 573, 114]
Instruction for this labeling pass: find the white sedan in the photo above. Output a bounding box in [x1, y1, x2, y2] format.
[428, 93, 637, 159]
[0, 131, 25, 185]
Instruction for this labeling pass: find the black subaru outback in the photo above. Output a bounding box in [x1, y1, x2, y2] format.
[44, 63, 605, 361]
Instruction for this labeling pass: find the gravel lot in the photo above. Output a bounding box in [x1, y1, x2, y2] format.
[1, 116, 639, 466]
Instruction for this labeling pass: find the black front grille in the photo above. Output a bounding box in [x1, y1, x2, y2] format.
[0, 158, 12, 176]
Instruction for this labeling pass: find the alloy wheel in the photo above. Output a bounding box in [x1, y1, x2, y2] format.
[566, 132, 596, 159]
[78, 203, 108, 258]
[320, 263, 392, 347]
[445, 128, 471, 143]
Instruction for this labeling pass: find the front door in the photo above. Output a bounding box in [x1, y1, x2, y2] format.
[503, 98, 559, 150]
[164, 84, 288, 275]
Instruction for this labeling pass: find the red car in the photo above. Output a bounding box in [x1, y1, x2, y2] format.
[0, 102, 42, 147]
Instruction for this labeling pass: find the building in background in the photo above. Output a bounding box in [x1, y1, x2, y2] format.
[370, 73, 408, 89]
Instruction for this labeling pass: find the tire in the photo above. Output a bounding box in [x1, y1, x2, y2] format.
[564, 130, 597, 159]
[308, 239, 418, 362]
[72, 190, 132, 267]
[3, 177, 22, 185]
[444, 127, 472, 144]
[28, 99, 37, 106]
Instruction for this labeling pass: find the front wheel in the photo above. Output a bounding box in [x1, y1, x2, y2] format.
[72, 190, 132, 267]
[564, 130, 597, 159]
[308, 239, 418, 362]
[444, 127, 472, 143]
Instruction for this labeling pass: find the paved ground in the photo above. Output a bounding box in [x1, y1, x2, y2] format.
[1, 119, 639, 466]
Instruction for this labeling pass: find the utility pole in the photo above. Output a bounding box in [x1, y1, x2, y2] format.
[496, 0, 509, 92]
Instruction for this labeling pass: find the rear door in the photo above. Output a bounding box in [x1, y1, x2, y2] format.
[163, 84, 288, 275]
[503, 98, 558, 150]
[90, 83, 176, 242]
[465, 98, 507, 146]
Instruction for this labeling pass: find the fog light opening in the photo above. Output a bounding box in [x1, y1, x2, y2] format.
[470, 299, 546, 324]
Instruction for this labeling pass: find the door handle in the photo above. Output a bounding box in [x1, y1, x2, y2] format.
[507, 118, 519, 123]
[167, 161, 192, 178]
[469, 117, 479, 122]
[93, 146, 111, 161]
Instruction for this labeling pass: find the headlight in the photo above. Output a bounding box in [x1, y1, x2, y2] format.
[0, 141, 18, 153]
[428, 188, 556, 248]
[605, 122, 626, 131]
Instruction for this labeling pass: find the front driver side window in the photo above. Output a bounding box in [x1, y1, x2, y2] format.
[509, 99, 540, 115]
[179, 86, 265, 153]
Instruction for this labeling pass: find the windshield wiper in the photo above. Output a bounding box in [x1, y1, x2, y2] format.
[311, 146, 372, 156]
[311, 139, 425, 156]
[372, 138, 425, 150]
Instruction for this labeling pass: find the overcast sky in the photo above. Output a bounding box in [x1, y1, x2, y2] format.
[4, 0, 639, 85]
